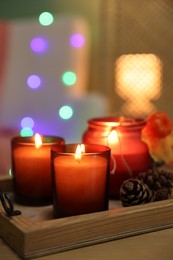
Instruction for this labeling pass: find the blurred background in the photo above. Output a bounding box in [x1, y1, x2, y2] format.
[0, 0, 173, 174]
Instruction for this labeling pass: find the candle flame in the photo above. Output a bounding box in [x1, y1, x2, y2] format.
[75, 144, 85, 161]
[108, 130, 119, 145]
[35, 133, 42, 149]
[80, 144, 85, 153]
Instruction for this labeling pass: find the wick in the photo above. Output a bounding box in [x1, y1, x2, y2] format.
[75, 159, 81, 164]
[107, 118, 133, 177]
[115, 128, 133, 177]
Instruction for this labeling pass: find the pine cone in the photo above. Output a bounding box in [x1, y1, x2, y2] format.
[120, 179, 154, 207]
[137, 168, 173, 194]
[154, 188, 169, 201]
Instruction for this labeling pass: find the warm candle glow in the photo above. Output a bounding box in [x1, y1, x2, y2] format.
[115, 53, 162, 116]
[80, 144, 85, 153]
[75, 144, 85, 160]
[52, 143, 110, 217]
[34, 133, 42, 149]
[108, 130, 119, 145]
[12, 135, 65, 202]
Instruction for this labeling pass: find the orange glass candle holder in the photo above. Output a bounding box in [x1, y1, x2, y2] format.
[51, 143, 110, 218]
[11, 135, 65, 205]
[82, 117, 153, 197]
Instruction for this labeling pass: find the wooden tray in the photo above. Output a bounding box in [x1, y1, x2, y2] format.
[1, 176, 173, 259]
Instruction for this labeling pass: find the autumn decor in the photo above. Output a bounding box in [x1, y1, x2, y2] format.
[120, 111, 173, 207]
[119, 179, 154, 207]
[119, 172, 171, 207]
[137, 168, 173, 195]
[141, 111, 173, 166]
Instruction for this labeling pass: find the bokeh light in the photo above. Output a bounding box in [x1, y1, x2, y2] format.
[30, 37, 48, 54]
[27, 75, 42, 89]
[21, 117, 34, 129]
[70, 33, 85, 48]
[62, 71, 77, 86]
[39, 12, 54, 26]
[20, 127, 34, 137]
[20, 117, 34, 136]
[58, 105, 73, 120]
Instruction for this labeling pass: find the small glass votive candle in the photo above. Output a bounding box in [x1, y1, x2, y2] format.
[51, 143, 110, 218]
[11, 135, 65, 205]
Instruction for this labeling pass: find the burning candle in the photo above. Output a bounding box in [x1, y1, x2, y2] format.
[82, 117, 153, 197]
[11, 134, 65, 205]
[51, 143, 110, 218]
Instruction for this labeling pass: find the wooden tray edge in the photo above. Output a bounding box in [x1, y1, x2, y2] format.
[1, 177, 173, 259]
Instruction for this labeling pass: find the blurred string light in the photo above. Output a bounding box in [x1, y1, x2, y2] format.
[62, 71, 77, 86]
[30, 37, 48, 54]
[21, 14, 80, 134]
[20, 117, 34, 136]
[39, 12, 54, 26]
[20, 127, 34, 137]
[27, 74, 42, 89]
[70, 33, 85, 48]
[58, 105, 73, 120]
[21, 117, 34, 129]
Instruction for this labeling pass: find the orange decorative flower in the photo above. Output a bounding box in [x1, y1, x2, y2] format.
[141, 112, 173, 166]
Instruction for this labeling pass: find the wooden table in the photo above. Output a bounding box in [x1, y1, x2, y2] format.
[1, 227, 173, 260]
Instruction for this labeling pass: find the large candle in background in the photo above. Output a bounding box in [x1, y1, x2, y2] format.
[11, 135, 65, 205]
[51, 143, 110, 218]
[82, 117, 153, 197]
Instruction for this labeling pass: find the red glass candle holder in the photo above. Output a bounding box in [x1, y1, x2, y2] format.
[51, 143, 110, 218]
[11, 136, 65, 205]
[82, 117, 153, 197]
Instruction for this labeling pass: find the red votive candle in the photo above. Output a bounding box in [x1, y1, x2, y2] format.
[82, 117, 153, 197]
[51, 143, 110, 218]
[11, 135, 65, 205]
